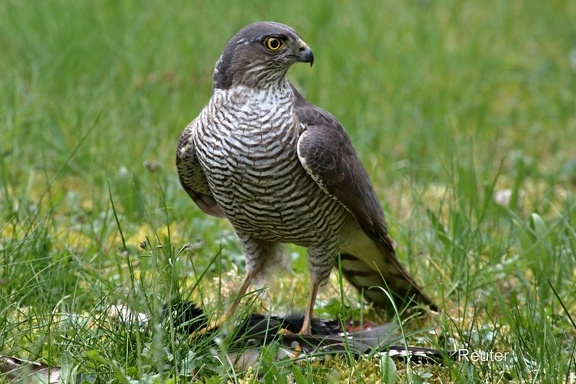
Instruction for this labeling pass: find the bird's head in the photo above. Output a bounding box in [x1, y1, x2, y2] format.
[212, 21, 314, 90]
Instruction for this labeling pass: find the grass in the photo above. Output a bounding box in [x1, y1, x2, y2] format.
[1, 0, 576, 382]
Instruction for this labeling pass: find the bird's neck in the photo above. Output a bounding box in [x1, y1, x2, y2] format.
[219, 79, 293, 107]
[214, 65, 290, 93]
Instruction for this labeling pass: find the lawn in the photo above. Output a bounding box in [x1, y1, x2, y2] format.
[1, 0, 575, 382]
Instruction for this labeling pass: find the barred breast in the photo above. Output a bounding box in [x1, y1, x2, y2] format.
[193, 85, 352, 246]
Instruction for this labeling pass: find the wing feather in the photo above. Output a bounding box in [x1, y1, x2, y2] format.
[293, 85, 392, 248]
[293, 85, 437, 311]
[176, 119, 226, 218]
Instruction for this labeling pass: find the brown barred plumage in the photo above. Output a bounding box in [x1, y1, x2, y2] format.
[176, 21, 438, 334]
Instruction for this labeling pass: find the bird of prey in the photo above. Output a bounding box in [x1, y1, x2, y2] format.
[177, 21, 437, 334]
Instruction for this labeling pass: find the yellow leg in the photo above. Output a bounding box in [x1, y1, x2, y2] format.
[297, 279, 319, 335]
[198, 271, 254, 333]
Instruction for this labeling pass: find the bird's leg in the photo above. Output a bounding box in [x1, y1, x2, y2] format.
[224, 270, 254, 320]
[198, 270, 254, 333]
[296, 245, 336, 335]
[298, 278, 320, 335]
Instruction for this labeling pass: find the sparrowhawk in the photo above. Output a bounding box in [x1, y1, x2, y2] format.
[177, 21, 437, 334]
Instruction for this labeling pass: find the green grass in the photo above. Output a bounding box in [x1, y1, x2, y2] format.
[1, 0, 576, 382]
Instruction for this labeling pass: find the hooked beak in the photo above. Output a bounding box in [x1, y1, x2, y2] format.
[296, 39, 314, 67]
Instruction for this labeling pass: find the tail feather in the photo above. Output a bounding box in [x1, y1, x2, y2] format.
[340, 252, 437, 312]
[339, 225, 438, 312]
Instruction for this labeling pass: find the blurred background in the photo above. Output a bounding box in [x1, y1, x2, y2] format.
[1, 0, 575, 380]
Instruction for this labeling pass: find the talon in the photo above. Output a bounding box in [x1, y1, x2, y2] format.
[297, 326, 311, 335]
[195, 314, 230, 335]
[278, 327, 295, 335]
[290, 341, 303, 359]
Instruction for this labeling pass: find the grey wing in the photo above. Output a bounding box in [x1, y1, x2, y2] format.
[293, 85, 438, 311]
[292, 86, 391, 246]
[176, 119, 226, 218]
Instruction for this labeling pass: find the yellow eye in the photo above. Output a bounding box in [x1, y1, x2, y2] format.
[264, 37, 284, 51]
